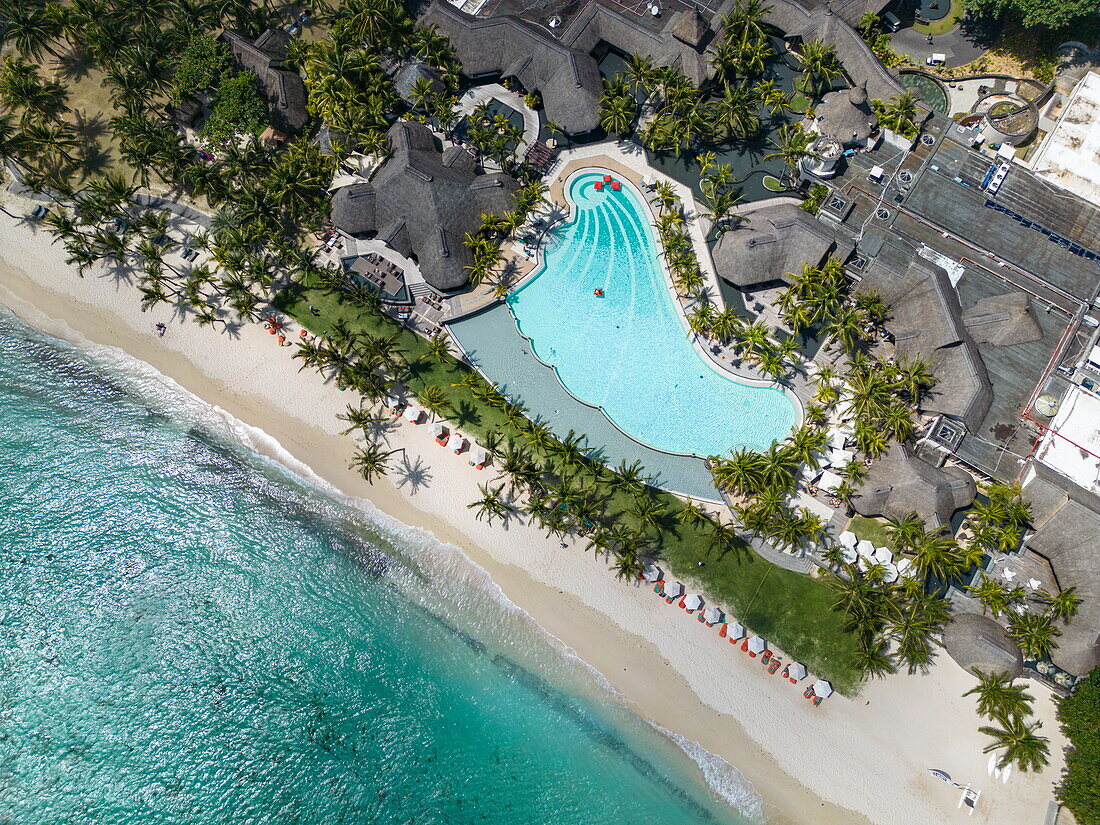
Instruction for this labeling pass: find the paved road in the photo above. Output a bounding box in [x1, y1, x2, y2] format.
[891, 16, 1001, 69]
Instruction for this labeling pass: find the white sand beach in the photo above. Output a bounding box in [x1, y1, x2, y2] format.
[0, 209, 1067, 825]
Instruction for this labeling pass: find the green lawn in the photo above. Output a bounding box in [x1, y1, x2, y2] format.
[275, 276, 864, 693]
[912, 0, 966, 36]
[847, 514, 892, 548]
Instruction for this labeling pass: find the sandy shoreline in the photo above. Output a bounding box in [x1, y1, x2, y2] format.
[0, 211, 1066, 825]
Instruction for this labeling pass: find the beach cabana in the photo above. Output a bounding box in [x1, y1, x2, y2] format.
[786, 662, 807, 683]
[447, 432, 467, 453]
[430, 422, 446, 444]
[811, 679, 834, 698]
[721, 620, 745, 640]
[856, 539, 875, 557]
[745, 636, 766, 657]
[839, 531, 857, 548]
[642, 564, 662, 583]
[683, 594, 704, 613]
[873, 546, 893, 565]
[701, 607, 723, 626]
[663, 581, 685, 601]
[404, 405, 424, 424]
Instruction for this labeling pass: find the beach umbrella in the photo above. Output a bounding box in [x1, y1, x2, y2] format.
[385, 393, 401, 408]
[722, 620, 745, 640]
[873, 546, 894, 565]
[447, 432, 466, 452]
[786, 662, 807, 682]
[642, 564, 662, 583]
[882, 563, 899, 583]
[828, 430, 849, 450]
[403, 406, 423, 423]
[839, 531, 857, 548]
[747, 636, 766, 654]
[840, 546, 858, 565]
[895, 558, 915, 578]
[469, 446, 489, 468]
[664, 581, 684, 599]
[702, 606, 723, 625]
[430, 422, 445, 439]
[818, 470, 843, 491]
[683, 594, 704, 612]
[857, 554, 870, 571]
[856, 539, 875, 557]
[828, 448, 855, 465]
[811, 679, 833, 698]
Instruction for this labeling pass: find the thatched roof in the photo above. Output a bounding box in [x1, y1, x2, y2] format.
[709, 204, 851, 287]
[220, 29, 308, 133]
[560, 4, 713, 86]
[962, 292, 1043, 347]
[330, 121, 518, 292]
[943, 613, 1023, 678]
[851, 444, 976, 528]
[1023, 462, 1100, 676]
[814, 81, 878, 146]
[421, 2, 602, 136]
[393, 62, 445, 104]
[860, 260, 993, 432]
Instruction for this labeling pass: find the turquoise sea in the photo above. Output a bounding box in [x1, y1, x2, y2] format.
[0, 307, 761, 825]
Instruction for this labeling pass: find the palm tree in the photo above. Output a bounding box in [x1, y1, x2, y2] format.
[337, 402, 384, 435]
[418, 384, 449, 421]
[630, 494, 666, 535]
[422, 332, 451, 364]
[968, 574, 1024, 618]
[909, 530, 967, 584]
[467, 482, 513, 525]
[1007, 611, 1061, 660]
[963, 668, 1034, 721]
[599, 92, 635, 136]
[1034, 587, 1081, 623]
[710, 448, 764, 496]
[763, 124, 812, 181]
[854, 634, 894, 679]
[878, 91, 920, 136]
[794, 38, 842, 97]
[979, 716, 1050, 772]
[348, 443, 394, 483]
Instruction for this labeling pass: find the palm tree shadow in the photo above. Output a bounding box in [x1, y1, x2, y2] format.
[54, 50, 96, 84]
[75, 144, 114, 179]
[71, 109, 109, 144]
[395, 453, 433, 493]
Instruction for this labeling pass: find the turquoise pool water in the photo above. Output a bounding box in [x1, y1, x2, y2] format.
[0, 306, 759, 824]
[508, 170, 797, 457]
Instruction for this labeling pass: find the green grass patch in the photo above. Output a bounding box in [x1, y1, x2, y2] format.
[847, 515, 891, 548]
[275, 275, 864, 694]
[762, 175, 784, 192]
[912, 0, 966, 36]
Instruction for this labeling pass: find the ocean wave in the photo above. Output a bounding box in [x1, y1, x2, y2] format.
[0, 303, 765, 823]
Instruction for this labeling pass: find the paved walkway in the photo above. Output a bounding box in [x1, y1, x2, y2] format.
[891, 16, 1000, 69]
[456, 83, 540, 156]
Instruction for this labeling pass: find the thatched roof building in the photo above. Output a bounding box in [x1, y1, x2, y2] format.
[943, 613, 1024, 678]
[220, 29, 308, 134]
[709, 204, 853, 288]
[851, 443, 976, 528]
[393, 63, 445, 104]
[813, 81, 878, 147]
[1022, 462, 1100, 676]
[330, 121, 518, 293]
[420, 2, 602, 136]
[962, 292, 1043, 347]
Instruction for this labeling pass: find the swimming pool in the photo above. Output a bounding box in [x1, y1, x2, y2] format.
[507, 170, 797, 457]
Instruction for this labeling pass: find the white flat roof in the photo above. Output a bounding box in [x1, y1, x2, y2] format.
[1033, 71, 1100, 206]
[1036, 384, 1100, 495]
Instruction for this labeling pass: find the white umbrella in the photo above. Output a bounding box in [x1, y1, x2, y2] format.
[642, 564, 662, 583]
[828, 430, 849, 450]
[818, 470, 843, 491]
[723, 620, 745, 640]
[828, 448, 855, 465]
[856, 539, 875, 557]
[702, 606, 723, 625]
[873, 546, 894, 565]
[385, 393, 402, 409]
[664, 581, 684, 599]
[882, 562, 899, 583]
[683, 594, 704, 612]
[747, 636, 766, 654]
[812, 679, 834, 698]
[470, 445, 488, 467]
[841, 546, 858, 565]
[857, 554, 870, 571]
[403, 405, 423, 423]
[786, 662, 807, 682]
[839, 531, 858, 548]
[895, 558, 915, 577]
[429, 422, 445, 439]
[446, 432, 466, 452]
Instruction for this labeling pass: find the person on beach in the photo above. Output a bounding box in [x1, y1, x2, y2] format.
[155, 323, 166, 337]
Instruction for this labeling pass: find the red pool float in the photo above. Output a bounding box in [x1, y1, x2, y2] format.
[594, 181, 603, 191]
[611, 181, 621, 190]
[603, 174, 612, 182]
[594, 288, 604, 297]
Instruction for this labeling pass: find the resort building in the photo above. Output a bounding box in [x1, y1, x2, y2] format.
[219, 29, 308, 138]
[850, 443, 976, 529]
[811, 81, 879, 149]
[329, 121, 518, 293]
[1031, 70, 1100, 206]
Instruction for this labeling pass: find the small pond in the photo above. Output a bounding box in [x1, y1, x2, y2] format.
[899, 71, 950, 115]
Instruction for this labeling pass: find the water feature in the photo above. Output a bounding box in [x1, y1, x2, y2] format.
[507, 170, 797, 458]
[899, 71, 950, 115]
[0, 306, 760, 824]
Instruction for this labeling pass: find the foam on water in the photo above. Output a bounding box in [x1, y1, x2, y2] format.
[0, 304, 766, 824]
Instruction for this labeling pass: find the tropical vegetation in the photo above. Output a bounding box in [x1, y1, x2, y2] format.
[1056, 667, 1100, 823]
